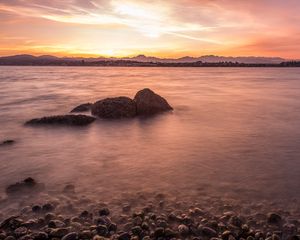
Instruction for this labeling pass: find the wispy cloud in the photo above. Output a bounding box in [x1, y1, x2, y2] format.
[0, 0, 300, 57]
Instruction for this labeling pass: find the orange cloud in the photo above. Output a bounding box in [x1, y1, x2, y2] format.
[0, 0, 299, 58]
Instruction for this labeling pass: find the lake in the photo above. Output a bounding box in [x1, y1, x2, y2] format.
[1, 67, 300, 215]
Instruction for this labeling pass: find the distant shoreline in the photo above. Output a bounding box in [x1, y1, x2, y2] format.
[1, 54, 299, 67]
[0, 61, 300, 67]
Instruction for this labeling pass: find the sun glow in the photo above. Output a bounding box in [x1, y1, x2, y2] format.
[0, 0, 300, 58]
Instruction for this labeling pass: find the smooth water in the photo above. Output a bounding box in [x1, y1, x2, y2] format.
[1, 66, 300, 205]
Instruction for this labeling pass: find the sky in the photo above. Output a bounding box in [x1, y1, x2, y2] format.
[0, 0, 300, 59]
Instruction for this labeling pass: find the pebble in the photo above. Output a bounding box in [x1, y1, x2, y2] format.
[0, 192, 299, 240]
[32, 232, 48, 240]
[42, 203, 55, 212]
[178, 224, 189, 235]
[267, 213, 282, 225]
[96, 225, 108, 236]
[14, 227, 27, 237]
[4, 237, 16, 240]
[131, 226, 143, 235]
[201, 226, 217, 237]
[61, 232, 78, 240]
[118, 232, 131, 240]
[50, 228, 69, 238]
[98, 208, 110, 216]
[32, 205, 42, 213]
[153, 227, 164, 238]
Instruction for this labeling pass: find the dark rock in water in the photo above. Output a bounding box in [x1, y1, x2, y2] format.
[44, 213, 56, 222]
[32, 205, 42, 213]
[229, 216, 243, 227]
[63, 184, 75, 194]
[42, 203, 55, 212]
[70, 103, 92, 113]
[25, 114, 95, 126]
[91, 97, 137, 119]
[5, 178, 45, 195]
[99, 208, 110, 216]
[134, 88, 173, 115]
[267, 213, 282, 225]
[0, 140, 15, 146]
[48, 220, 65, 228]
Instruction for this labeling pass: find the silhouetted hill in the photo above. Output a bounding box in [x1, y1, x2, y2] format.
[0, 54, 298, 67]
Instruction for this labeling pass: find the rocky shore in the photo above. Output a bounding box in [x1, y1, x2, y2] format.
[0, 182, 299, 240]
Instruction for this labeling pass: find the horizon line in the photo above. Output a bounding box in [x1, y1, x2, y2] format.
[0, 53, 295, 60]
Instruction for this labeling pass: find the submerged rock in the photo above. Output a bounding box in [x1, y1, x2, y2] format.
[134, 88, 173, 115]
[267, 213, 282, 225]
[70, 103, 92, 113]
[91, 97, 137, 119]
[63, 184, 75, 194]
[25, 114, 95, 126]
[5, 178, 45, 195]
[0, 140, 15, 146]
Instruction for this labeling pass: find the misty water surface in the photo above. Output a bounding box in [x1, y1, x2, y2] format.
[1, 66, 300, 203]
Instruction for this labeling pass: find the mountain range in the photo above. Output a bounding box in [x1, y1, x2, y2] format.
[0, 54, 289, 65]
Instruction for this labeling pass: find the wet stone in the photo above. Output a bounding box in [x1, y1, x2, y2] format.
[50, 228, 69, 238]
[122, 205, 131, 212]
[4, 237, 16, 240]
[108, 222, 117, 232]
[267, 213, 282, 225]
[153, 227, 164, 238]
[201, 226, 217, 237]
[99, 208, 110, 216]
[32, 232, 48, 240]
[61, 232, 78, 240]
[63, 184, 75, 194]
[14, 227, 28, 237]
[118, 232, 131, 240]
[32, 205, 42, 213]
[0, 140, 15, 146]
[229, 216, 243, 227]
[79, 230, 92, 239]
[178, 224, 189, 236]
[96, 225, 108, 236]
[42, 203, 55, 212]
[0, 217, 23, 230]
[48, 220, 65, 228]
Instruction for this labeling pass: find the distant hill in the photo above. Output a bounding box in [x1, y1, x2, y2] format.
[0, 54, 288, 65]
[123, 54, 286, 64]
[1, 54, 299, 67]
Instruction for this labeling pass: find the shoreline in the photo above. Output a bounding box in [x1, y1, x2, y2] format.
[1, 186, 299, 240]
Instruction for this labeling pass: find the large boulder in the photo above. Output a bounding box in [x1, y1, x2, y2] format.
[70, 103, 92, 113]
[134, 88, 173, 115]
[91, 97, 137, 119]
[26, 114, 95, 126]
